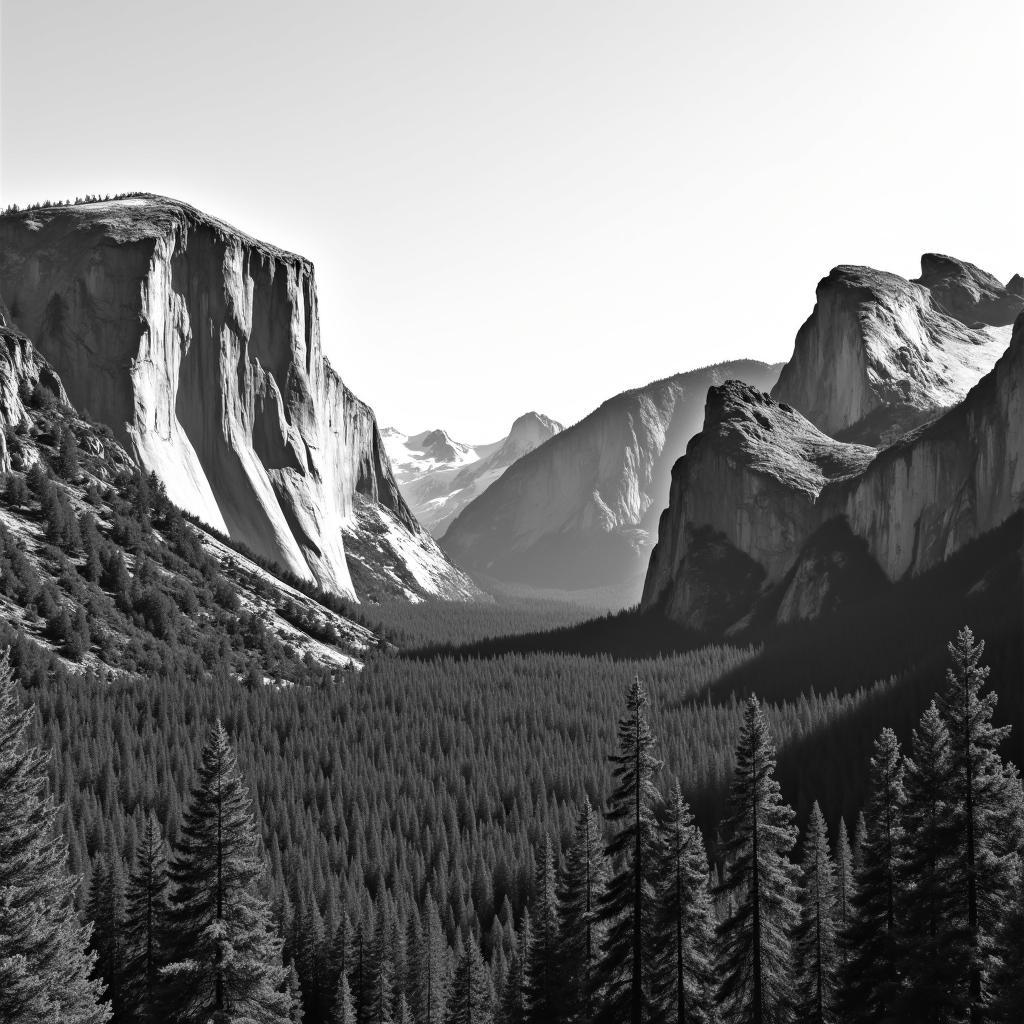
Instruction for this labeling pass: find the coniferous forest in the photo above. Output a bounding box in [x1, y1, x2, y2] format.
[2, 618, 1023, 1022]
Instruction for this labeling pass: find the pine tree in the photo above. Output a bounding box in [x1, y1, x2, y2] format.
[123, 812, 171, 1024]
[286, 961, 305, 1022]
[938, 627, 1023, 1019]
[332, 973, 358, 1024]
[57, 424, 80, 480]
[792, 803, 838, 1024]
[833, 819, 853, 961]
[716, 694, 799, 1024]
[556, 798, 609, 1024]
[413, 894, 449, 1024]
[444, 933, 492, 1024]
[840, 728, 904, 1023]
[88, 850, 128, 1019]
[0, 651, 109, 1023]
[652, 784, 716, 1024]
[162, 720, 293, 1022]
[893, 702, 965, 1022]
[598, 677, 663, 1024]
[350, 922, 374, 1024]
[523, 835, 559, 1023]
[497, 910, 530, 1024]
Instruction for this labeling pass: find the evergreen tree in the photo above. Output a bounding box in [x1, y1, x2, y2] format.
[652, 784, 716, 1024]
[598, 677, 663, 1024]
[162, 720, 293, 1022]
[88, 850, 128, 1019]
[413, 894, 449, 1024]
[792, 803, 838, 1024]
[523, 835, 559, 1023]
[123, 812, 171, 1024]
[716, 695, 799, 1024]
[938, 627, 1023, 1018]
[350, 923, 373, 1024]
[332, 974, 357, 1024]
[497, 911, 530, 1024]
[444, 934, 492, 1024]
[840, 729, 904, 1023]
[0, 651, 109, 1023]
[556, 798, 609, 1024]
[833, 819, 853, 961]
[893, 702, 965, 1022]
[286, 961, 305, 1022]
[57, 424, 80, 480]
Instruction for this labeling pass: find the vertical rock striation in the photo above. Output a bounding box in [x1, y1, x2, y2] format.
[0, 196, 477, 600]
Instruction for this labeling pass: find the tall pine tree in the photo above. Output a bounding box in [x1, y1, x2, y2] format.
[123, 812, 171, 1024]
[0, 651, 109, 1024]
[444, 933, 492, 1024]
[792, 803, 838, 1024]
[523, 835, 559, 1023]
[598, 677, 663, 1024]
[556, 798, 609, 1024]
[938, 627, 1023, 1018]
[894, 702, 964, 1022]
[162, 720, 294, 1022]
[652, 784, 716, 1024]
[840, 728, 904, 1023]
[716, 695, 799, 1024]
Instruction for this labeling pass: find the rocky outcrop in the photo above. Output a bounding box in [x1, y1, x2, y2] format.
[0, 196, 477, 601]
[771, 255, 1022, 444]
[384, 412, 563, 538]
[0, 296, 69, 472]
[642, 312, 1024, 633]
[441, 362, 783, 596]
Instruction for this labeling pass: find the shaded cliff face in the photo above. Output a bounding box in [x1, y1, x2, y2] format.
[0, 197, 477, 601]
[643, 313, 1024, 632]
[771, 255, 1021, 445]
[385, 412, 564, 539]
[441, 361, 783, 596]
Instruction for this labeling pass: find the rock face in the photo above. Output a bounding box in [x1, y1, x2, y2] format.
[0, 297, 69, 472]
[441, 362, 783, 596]
[385, 412, 564, 538]
[771, 255, 1021, 444]
[642, 312, 1024, 633]
[0, 196, 477, 601]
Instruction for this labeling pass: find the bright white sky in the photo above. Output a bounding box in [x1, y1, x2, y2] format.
[2, 1, 1022, 441]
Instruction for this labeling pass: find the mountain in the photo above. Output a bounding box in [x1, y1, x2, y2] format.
[643, 254, 1024, 634]
[771, 254, 1022, 444]
[0, 196, 478, 602]
[384, 412, 563, 537]
[440, 361, 784, 597]
[0, 301, 381, 676]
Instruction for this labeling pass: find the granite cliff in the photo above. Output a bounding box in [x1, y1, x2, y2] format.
[0, 196, 477, 601]
[771, 255, 1021, 444]
[643, 306, 1024, 633]
[441, 361, 783, 597]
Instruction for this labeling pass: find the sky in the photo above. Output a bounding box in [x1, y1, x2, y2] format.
[2, 1, 1022, 441]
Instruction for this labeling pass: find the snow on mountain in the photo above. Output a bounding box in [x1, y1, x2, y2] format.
[383, 413, 563, 538]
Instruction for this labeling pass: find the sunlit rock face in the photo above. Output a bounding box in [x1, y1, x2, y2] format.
[440, 361, 783, 596]
[0, 196, 478, 601]
[642, 311, 1024, 633]
[771, 255, 1022, 445]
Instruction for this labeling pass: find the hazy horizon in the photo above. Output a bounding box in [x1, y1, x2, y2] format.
[3, 0, 1022, 440]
